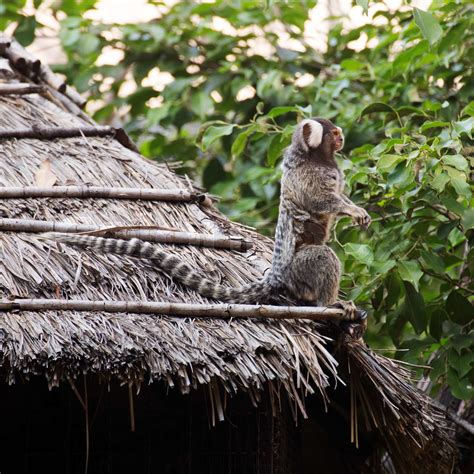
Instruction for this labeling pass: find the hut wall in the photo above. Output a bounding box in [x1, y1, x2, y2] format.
[0, 376, 290, 474]
[0, 375, 376, 474]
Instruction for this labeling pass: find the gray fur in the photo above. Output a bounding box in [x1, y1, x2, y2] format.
[42, 118, 370, 316]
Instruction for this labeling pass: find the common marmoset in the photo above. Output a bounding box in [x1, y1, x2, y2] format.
[43, 118, 370, 319]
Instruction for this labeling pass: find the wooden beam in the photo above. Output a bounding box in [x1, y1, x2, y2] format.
[0, 298, 347, 321]
[0, 186, 206, 203]
[0, 218, 252, 251]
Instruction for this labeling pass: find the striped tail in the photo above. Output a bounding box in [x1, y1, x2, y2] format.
[41, 233, 273, 304]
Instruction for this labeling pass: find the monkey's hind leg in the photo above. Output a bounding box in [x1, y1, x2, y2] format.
[284, 245, 364, 322]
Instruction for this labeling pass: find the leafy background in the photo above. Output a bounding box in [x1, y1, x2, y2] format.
[2, 0, 473, 400]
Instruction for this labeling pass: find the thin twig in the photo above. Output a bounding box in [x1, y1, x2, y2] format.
[128, 384, 135, 432]
[0, 298, 352, 321]
[68, 376, 86, 410]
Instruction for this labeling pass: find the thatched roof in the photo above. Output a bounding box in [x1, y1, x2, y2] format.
[0, 35, 457, 472]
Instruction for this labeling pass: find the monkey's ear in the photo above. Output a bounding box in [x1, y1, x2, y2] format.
[299, 119, 323, 150]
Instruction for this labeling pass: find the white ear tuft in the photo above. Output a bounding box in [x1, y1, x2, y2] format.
[301, 119, 323, 148]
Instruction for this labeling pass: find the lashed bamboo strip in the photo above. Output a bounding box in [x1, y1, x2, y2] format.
[40, 64, 66, 92]
[0, 83, 44, 96]
[0, 34, 86, 108]
[0, 58, 14, 75]
[39, 60, 86, 107]
[0, 218, 252, 251]
[0, 298, 347, 321]
[2, 36, 41, 77]
[0, 186, 206, 203]
[0, 37, 11, 54]
[0, 125, 139, 152]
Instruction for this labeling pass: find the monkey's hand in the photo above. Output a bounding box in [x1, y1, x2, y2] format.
[348, 206, 371, 229]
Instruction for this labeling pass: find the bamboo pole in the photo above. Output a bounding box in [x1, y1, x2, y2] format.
[0, 124, 112, 139]
[0, 125, 139, 152]
[0, 218, 252, 251]
[0, 298, 347, 321]
[0, 186, 206, 203]
[0, 83, 44, 95]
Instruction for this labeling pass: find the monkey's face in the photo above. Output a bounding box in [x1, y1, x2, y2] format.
[330, 126, 345, 151]
[296, 118, 344, 155]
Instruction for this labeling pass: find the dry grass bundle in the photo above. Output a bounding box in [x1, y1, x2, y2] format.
[343, 339, 456, 473]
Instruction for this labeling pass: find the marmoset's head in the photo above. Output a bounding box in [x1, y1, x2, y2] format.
[292, 117, 344, 156]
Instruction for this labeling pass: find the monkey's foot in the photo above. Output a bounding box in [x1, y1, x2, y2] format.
[330, 300, 366, 321]
[330, 300, 368, 339]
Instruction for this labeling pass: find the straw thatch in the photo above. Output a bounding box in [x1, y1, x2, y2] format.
[0, 35, 458, 472]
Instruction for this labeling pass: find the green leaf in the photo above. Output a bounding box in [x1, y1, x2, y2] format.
[461, 102, 474, 117]
[14, 16, 37, 46]
[448, 349, 474, 379]
[446, 291, 474, 326]
[344, 243, 374, 266]
[402, 282, 427, 334]
[231, 126, 256, 159]
[440, 196, 465, 216]
[452, 335, 474, 353]
[190, 92, 213, 119]
[461, 208, 474, 230]
[445, 167, 471, 199]
[453, 117, 474, 138]
[420, 120, 449, 132]
[267, 132, 290, 167]
[393, 40, 428, 72]
[201, 124, 235, 150]
[429, 309, 446, 341]
[372, 259, 396, 274]
[431, 173, 450, 192]
[360, 102, 396, 117]
[340, 59, 365, 71]
[413, 8, 443, 45]
[376, 154, 403, 172]
[420, 250, 445, 274]
[442, 154, 468, 171]
[447, 369, 474, 400]
[80, 33, 100, 55]
[398, 260, 423, 291]
[387, 162, 412, 186]
[267, 106, 298, 118]
[385, 272, 403, 309]
[437, 220, 459, 240]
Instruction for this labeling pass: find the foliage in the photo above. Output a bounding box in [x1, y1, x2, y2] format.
[4, 0, 473, 400]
